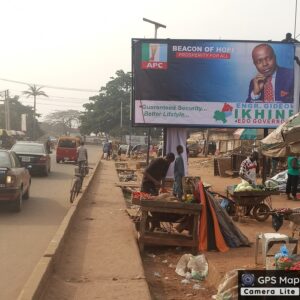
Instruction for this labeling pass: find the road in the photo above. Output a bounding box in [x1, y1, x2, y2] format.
[0, 145, 101, 300]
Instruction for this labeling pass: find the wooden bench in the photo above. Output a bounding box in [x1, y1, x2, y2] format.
[115, 162, 128, 169]
[116, 168, 136, 174]
[138, 200, 201, 254]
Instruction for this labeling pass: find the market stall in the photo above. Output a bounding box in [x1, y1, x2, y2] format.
[138, 199, 201, 254]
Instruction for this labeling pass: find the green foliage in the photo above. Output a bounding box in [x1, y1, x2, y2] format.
[0, 96, 42, 137]
[80, 70, 131, 136]
[79, 70, 163, 140]
[23, 84, 48, 99]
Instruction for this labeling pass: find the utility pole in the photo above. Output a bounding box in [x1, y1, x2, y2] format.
[143, 18, 166, 165]
[120, 99, 123, 142]
[5, 90, 10, 130]
[294, 0, 298, 39]
[0, 90, 10, 130]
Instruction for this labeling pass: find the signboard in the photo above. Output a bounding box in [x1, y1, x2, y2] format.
[125, 135, 148, 145]
[132, 39, 297, 128]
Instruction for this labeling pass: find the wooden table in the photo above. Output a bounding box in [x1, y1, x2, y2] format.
[115, 162, 128, 169]
[138, 200, 201, 254]
[116, 168, 136, 174]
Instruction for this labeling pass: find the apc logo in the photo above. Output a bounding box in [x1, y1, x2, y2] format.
[141, 43, 168, 70]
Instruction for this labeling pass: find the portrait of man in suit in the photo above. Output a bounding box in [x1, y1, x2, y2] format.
[246, 43, 294, 103]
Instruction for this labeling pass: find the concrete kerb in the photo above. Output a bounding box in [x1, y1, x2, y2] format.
[17, 159, 102, 300]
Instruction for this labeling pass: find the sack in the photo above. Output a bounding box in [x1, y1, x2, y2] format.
[103, 153, 108, 159]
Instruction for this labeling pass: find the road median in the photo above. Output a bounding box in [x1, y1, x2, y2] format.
[17, 159, 101, 300]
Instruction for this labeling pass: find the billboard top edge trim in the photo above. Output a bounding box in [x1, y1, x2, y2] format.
[131, 37, 299, 45]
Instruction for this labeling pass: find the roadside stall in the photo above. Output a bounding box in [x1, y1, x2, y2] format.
[131, 176, 250, 253]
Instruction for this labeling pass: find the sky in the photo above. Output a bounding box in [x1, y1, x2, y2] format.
[0, 0, 297, 120]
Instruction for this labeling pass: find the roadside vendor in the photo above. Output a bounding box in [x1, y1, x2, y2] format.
[286, 155, 300, 201]
[141, 153, 181, 231]
[141, 152, 175, 196]
[239, 151, 259, 185]
[173, 145, 185, 201]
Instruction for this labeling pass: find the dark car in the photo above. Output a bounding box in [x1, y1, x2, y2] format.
[11, 141, 51, 176]
[0, 150, 31, 212]
[187, 142, 201, 157]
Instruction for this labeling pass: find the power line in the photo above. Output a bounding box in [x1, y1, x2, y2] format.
[10, 89, 91, 101]
[0, 77, 99, 92]
[31, 96, 88, 103]
[20, 101, 84, 108]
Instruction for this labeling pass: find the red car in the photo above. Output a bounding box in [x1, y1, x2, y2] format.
[0, 150, 31, 212]
[56, 136, 81, 163]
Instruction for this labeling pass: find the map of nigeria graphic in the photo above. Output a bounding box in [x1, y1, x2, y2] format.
[213, 103, 233, 123]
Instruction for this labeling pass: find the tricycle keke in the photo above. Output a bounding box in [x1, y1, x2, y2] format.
[226, 185, 280, 222]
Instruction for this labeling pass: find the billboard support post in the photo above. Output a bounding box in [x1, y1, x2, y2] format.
[262, 128, 269, 184]
[142, 18, 166, 165]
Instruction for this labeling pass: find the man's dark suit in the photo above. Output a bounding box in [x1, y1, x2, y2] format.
[246, 66, 294, 103]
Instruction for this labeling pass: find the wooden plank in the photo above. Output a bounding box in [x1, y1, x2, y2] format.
[192, 214, 199, 251]
[115, 182, 141, 188]
[141, 236, 195, 247]
[143, 231, 193, 240]
[139, 210, 148, 252]
[141, 199, 201, 211]
[115, 162, 128, 168]
[116, 168, 137, 172]
[217, 157, 231, 177]
[141, 207, 201, 215]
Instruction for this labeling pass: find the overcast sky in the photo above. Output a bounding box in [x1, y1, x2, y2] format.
[0, 0, 297, 119]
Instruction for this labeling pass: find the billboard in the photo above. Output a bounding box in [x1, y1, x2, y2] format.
[132, 39, 297, 128]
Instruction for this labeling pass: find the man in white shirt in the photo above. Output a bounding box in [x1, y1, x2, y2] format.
[77, 141, 88, 170]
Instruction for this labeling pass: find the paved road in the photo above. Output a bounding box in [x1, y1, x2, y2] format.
[0, 145, 101, 300]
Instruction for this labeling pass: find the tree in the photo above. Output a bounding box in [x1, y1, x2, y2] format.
[80, 70, 131, 136]
[23, 84, 48, 139]
[43, 110, 81, 136]
[80, 70, 163, 141]
[0, 95, 42, 137]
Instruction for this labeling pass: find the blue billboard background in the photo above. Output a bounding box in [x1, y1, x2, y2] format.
[133, 39, 295, 103]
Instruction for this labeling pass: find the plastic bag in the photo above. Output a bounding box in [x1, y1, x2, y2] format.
[187, 254, 208, 280]
[175, 254, 193, 276]
[175, 254, 208, 280]
[213, 269, 239, 300]
[274, 244, 289, 260]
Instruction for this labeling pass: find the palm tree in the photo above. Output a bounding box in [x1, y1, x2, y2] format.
[23, 84, 48, 139]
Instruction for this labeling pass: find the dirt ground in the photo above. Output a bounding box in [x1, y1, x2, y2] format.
[126, 155, 300, 300]
[42, 155, 300, 300]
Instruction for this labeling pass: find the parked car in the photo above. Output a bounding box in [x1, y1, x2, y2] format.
[0, 149, 31, 212]
[187, 142, 201, 157]
[11, 141, 51, 176]
[56, 136, 81, 163]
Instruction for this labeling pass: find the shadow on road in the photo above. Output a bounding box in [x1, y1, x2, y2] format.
[0, 196, 68, 226]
